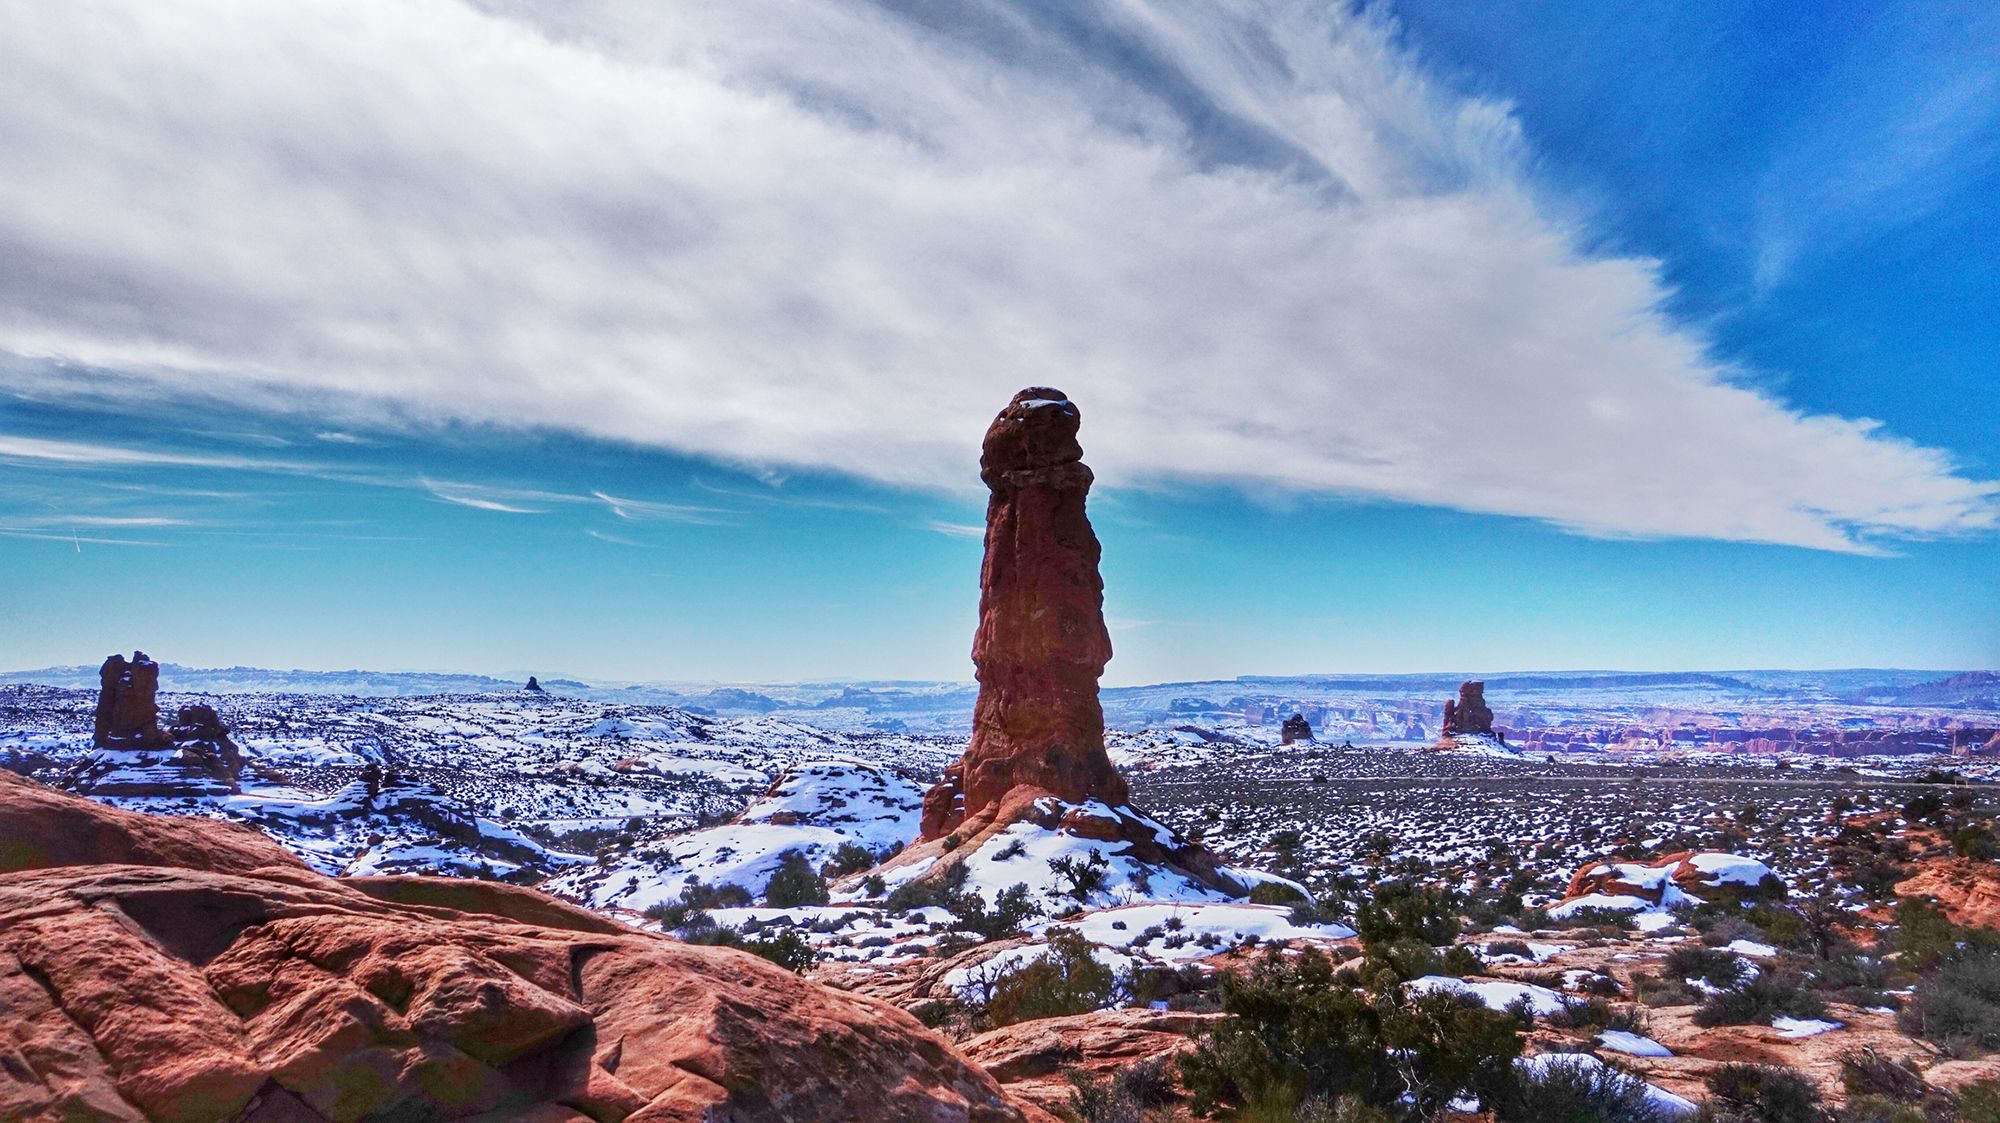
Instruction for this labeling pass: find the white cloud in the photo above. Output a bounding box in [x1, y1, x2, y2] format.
[0, 0, 1990, 551]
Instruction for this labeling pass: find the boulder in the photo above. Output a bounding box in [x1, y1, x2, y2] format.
[0, 772, 1048, 1123]
[958, 1007, 1219, 1114]
[1558, 852, 1782, 913]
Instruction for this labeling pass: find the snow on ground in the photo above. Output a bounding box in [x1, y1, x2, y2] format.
[1594, 1030, 1673, 1057]
[1773, 1017, 1844, 1038]
[547, 759, 924, 912]
[1060, 902, 1354, 962]
[1406, 975, 1573, 1017]
[952, 806, 1233, 915]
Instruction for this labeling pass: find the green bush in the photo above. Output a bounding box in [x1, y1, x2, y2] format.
[1066, 1056, 1175, 1123]
[1692, 972, 1826, 1028]
[1250, 880, 1309, 906]
[1355, 882, 1463, 947]
[822, 841, 877, 877]
[1050, 851, 1111, 901]
[1958, 1079, 2000, 1123]
[1952, 826, 1998, 860]
[1899, 945, 2000, 1055]
[763, 849, 830, 907]
[1665, 946, 1749, 990]
[683, 926, 818, 972]
[987, 930, 1115, 1026]
[1895, 898, 1963, 971]
[1177, 946, 1521, 1119]
[1499, 1057, 1671, 1123]
[1702, 1063, 1822, 1123]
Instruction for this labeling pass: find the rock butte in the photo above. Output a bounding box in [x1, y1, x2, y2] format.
[0, 770, 1050, 1123]
[1441, 679, 1494, 739]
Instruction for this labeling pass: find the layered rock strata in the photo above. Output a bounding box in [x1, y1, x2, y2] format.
[0, 770, 1044, 1123]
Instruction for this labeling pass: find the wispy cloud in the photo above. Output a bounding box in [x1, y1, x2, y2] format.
[19, 515, 189, 527]
[591, 491, 728, 524]
[0, 435, 278, 471]
[0, 529, 169, 548]
[585, 528, 650, 547]
[421, 478, 546, 514]
[924, 521, 985, 540]
[0, 1, 1991, 550]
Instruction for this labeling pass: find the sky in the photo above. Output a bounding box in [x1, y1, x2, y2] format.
[1, 0, 1995, 684]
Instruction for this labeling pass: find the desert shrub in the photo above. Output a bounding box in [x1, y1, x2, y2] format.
[1631, 971, 1702, 1008]
[1355, 882, 1463, 947]
[1958, 1080, 2000, 1123]
[986, 930, 1115, 1026]
[683, 926, 818, 972]
[951, 882, 1041, 940]
[1899, 945, 2000, 1055]
[1702, 1063, 1823, 1123]
[1250, 880, 1309, 906]
[1544, 998, 1648, 1035]
[1177, 946, 1521, 1119]
[1499, 1057, 1671, 1123]
[1485, 939, 1535, 960]
[1559, 907, 1639, 931]
[1895, 898, 1964, 972]
[1903, 792, 1947, 823]
[1809, 952, 1891, 1007]
[1693, 972, 1826, 1028]
[1066, 1056, 1175, 1123]
[860, 872, 886, 898]
[1666, 946, 1749, 990]
[1952, 826, 1998, 860]
[643, 880, 752, 928]
[762, 849, 830, 907]
[1050, 851, 1111, 901]
[822, 841, 877, 877]
[885, 861, 970, 913]
[1838, 1049, 1926, 1103]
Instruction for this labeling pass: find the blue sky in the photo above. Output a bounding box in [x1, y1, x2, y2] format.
[1, 0, 1995, 683]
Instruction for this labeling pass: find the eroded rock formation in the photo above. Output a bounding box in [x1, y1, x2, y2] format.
[93, 652, 170, 749]
[921, 389, 1126, 841]
[1441, 680, 1494, 738]
[0, 770, 1045, 1123]
[70, 668, 245, 798]
[1279, 713, 1313, 744]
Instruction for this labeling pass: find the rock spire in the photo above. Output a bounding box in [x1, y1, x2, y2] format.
[1441, 680, 1494, 737]
[921, 388, 1128, 840]
[92, 651, 171, 749]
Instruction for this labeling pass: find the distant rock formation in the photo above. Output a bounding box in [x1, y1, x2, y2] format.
[1279, 713, 1313, 744]
[92, 651, 171, 748]
[1441, 680, 1494, 737]
[71, 661, 245, 797]
[523, 675, 545, 693]
[921, 388, 1126, 842]
[0, 769, 1041, 1123]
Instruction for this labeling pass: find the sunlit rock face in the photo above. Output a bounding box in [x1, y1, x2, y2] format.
[922, 388, 1126, 842]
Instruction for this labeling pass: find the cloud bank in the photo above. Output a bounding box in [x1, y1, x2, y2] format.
[0, 0, 1991, 551]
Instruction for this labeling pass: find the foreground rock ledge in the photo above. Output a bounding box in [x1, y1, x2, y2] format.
[0, 771, 1046, 1123]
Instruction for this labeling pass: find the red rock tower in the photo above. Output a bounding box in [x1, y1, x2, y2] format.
[921, 388, 1129, 840]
